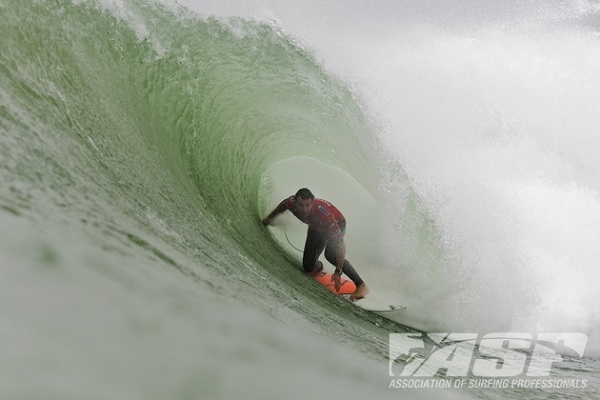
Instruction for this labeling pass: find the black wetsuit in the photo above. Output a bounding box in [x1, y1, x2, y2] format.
[303, 220, 365, 287]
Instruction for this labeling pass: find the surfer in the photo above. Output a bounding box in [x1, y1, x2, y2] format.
[262, 188, 369, 300]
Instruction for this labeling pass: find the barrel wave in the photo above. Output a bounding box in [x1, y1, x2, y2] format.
[1, 1, 397, 399]
[2, 0, 378, 283]
[2, 1, 599, 399]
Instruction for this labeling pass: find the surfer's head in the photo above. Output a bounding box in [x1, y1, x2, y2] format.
[295, 188, 314, 201]
[295, 188, 314, 219]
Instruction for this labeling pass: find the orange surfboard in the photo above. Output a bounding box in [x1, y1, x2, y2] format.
[312, 271, 408, 317]
[312, 271, 356, 295]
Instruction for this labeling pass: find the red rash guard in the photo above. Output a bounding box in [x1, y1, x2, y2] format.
[284, 196, 345, 243]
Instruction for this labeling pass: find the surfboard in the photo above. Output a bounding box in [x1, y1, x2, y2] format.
[350, 297, 407, 313]
[313, 271, 356, 294]
[312, 271, 406, 313]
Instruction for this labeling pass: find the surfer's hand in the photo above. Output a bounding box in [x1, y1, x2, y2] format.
[262, 216, 272, 226]
[331, 271, 342, 291]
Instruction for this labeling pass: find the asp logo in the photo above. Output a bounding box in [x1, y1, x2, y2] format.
[389, 332, 588, 377]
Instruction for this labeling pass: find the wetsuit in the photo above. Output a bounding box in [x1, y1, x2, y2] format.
[283, 196, 365, 287]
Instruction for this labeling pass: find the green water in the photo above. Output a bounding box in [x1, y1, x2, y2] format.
[0, 1, 409, 399]
[1, 1, 598, 399]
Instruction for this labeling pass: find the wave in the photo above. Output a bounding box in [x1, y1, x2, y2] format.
[1, 1, 599, 398]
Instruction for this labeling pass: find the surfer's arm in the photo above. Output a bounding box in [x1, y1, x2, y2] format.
[262, 200, 288, 226]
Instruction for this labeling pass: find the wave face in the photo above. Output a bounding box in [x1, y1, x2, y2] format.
[1, 0, 599, 399]
[1, 1, 392, 399]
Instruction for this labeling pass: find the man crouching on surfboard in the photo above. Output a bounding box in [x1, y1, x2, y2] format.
[262, 188, 369, 301]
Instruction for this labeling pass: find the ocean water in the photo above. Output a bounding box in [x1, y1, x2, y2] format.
[1, 0, 599, 399]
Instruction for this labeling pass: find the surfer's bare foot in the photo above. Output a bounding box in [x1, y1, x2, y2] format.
[349, 283, 369, 301]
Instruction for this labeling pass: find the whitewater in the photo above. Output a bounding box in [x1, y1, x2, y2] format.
[1, 0, 599, 399]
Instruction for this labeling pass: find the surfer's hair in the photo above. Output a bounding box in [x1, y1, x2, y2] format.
[295, 188, 314, 200]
